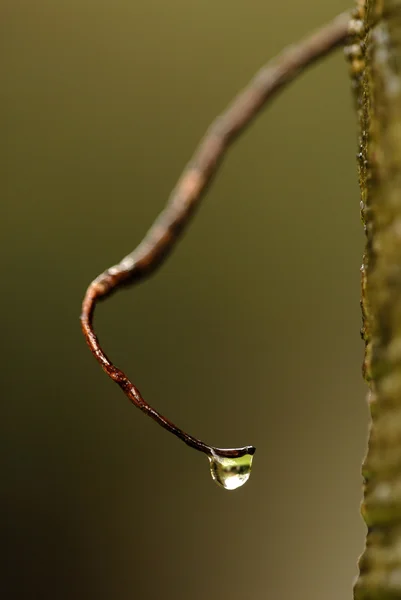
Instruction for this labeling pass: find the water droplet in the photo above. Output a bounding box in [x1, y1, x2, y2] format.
[208, 453, 254, 491]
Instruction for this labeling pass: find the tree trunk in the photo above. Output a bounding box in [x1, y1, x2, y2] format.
[353, 1, 401, 598]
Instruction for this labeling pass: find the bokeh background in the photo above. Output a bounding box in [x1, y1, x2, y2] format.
[2, 1, 367, 599]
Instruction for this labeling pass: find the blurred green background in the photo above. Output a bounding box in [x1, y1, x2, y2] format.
[2, 1, 367, 599]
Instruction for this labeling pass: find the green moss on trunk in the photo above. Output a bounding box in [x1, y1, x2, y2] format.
[352, 1, 401, 598]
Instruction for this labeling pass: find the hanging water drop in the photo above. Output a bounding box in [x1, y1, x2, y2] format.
[208, 452, 254, 490]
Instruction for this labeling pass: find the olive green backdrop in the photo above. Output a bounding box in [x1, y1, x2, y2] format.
[2, 1, 366, 599]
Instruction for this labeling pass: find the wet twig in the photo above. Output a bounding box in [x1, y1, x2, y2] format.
[81, 10, 351, 459]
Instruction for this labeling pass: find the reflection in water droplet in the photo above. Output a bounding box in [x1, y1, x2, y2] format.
[208, 453, 254, 491]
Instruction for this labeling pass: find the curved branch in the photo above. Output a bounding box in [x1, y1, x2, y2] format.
[81, 10, 351, 459]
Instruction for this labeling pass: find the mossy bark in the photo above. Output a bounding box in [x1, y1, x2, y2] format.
[352, 1, 401, 598]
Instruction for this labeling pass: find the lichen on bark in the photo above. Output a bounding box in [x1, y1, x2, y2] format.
[352, 1, 401, 599]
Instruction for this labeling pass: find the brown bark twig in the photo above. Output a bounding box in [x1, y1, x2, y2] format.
[81, 11, 351, 459]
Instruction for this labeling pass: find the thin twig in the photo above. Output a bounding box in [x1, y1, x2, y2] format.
[81, 10, 351, 459]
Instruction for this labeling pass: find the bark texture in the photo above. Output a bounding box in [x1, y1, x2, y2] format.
[352, 1, 401, 598]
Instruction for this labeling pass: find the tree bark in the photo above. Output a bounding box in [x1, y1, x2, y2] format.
[352, 1, 401, 598]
